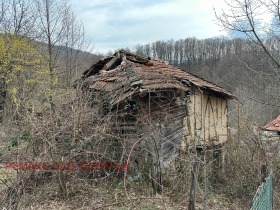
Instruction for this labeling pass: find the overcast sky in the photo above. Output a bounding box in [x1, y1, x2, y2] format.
[70, 0, 227, 54]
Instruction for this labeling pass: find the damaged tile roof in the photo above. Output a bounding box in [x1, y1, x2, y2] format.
[262, 115, 280, 131]
[80, 49, 236, 106]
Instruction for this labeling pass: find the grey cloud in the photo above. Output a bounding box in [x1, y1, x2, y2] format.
[71, 0, 225, 53]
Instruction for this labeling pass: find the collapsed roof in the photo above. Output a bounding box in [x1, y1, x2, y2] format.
[80, 50, 236, 106]
[262, 115, 280, 131]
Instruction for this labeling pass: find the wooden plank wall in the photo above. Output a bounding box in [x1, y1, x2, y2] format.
[110, 90, 187, 170]
[138, 92, 186, 168]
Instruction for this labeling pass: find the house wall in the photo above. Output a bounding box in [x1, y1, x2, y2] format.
[109, 90, 187, 171]
[183, 91, 228, 149]
[137, 91, 186, 168]
[108, 89, 229, 174]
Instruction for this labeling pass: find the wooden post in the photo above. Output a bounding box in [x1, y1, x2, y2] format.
[189, 156, 199, 210]
[146, 138, 161, 194]
[189, 93, 199, 210]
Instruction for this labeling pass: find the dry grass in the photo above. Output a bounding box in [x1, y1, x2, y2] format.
[0, 175, 241, 210]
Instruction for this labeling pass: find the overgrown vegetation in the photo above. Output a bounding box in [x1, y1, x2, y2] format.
[0, 0, 280, 209]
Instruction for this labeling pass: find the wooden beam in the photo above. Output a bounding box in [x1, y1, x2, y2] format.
[103, 53, 120, 70]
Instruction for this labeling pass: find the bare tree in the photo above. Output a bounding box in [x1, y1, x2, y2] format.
[0, 0, 38, 35]
[215, 0, 280, 78]
[34, 0, 89, 111]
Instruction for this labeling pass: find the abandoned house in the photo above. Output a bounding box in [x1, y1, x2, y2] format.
[260, 115, 280, 158]
[78, 50, 236, 183]
[261, 115, 280, 137]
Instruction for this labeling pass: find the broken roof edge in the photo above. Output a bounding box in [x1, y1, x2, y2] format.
[111, 87, 188, 108]
[83, 49, 149, 76]
[261, 115, 280, 131]
[81, 49, 237, 100]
